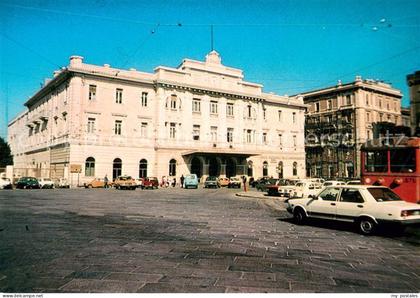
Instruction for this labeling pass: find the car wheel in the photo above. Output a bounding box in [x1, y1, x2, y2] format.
[293, 208, 306, 225]
[358, 217, 377, 235]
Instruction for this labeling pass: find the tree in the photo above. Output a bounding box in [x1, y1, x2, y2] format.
[0, 137, 13, 167]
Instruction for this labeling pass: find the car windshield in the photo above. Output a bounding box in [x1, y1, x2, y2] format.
[207, 177, 217, 181]
[186, 175, 195, 179]
[367, 188, 403, 202]
[324, 182, 333, 186]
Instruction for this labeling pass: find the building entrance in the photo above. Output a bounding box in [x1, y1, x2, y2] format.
[191, 157, 203, 178]
[226, 158, 236, 178]
[208, 157, 220, 176]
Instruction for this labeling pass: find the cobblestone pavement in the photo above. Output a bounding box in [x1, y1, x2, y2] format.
[0, 187, 419, 293]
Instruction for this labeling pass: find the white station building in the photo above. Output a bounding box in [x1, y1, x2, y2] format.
[8, 51, 306, 185]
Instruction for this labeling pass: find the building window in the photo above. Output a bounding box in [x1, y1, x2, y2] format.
[193, 125, 200, 141]
[140, 122, 148, 138]
[169, 123, 176, 139]
[366, 94, 369, 106]
[246, 130, 252, 143]
[379, 98, 382, 108]
[278, 134, 283, 147]
[247, 105, 252, 118]
[89, 85, 96, 100]
[263, 161, 268, 177]
[387, 102, 390, 110]
[387, 114, 391, 122]
[226, 103, 234, 117]
[87, 117, 96, 133]
[278, 110, 282, 121]
[367, 130, 371, 140]
[293, 162, 298, 176]
[263, 108, 266, 120]
[210, 101, 218, 115]
[114, 120, 122, 135]
[315, 103, 320, 112]
[227, 128, 233, 143]
[139, 159, 147, 178]
[379, 113, 383, 122]
[327, 100, 332, 110]
[292, 112, 296, 123]
[366, 112, 370, 123]
[113, 158, 122, 180]
[85, 157, 95, 177]
[278, 161, 283, 179]
[293, 135, 297, 148]
[169, 159, 176, 176]
[262, 132, 267, 144]
[116, 88, 123, 104]
[211, 126, 218, 142]
[346, 94, 352, 105]
[170, 96, 177, 110]
[141, 92, 148, 107]
[192, 99, 201, 113]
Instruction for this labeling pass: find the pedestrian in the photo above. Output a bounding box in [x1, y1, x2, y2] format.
[104, 174, 108, 189]
[180, 174, 185, 188]
[242, 176, 247, 192]
[172, 178, 176, 187]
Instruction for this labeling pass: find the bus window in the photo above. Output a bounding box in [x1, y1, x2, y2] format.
[364, 151, 387, 172]
[390, 149, 416, 173]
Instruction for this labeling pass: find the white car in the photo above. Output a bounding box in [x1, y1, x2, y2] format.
[38, 178, 54, 189]
[322, 180, 346, 187]
[0, 178, 12, 189]
[55, 178, 70, 188]
[293, 181, 323, 198]
[135, 178, 144, 188]
[286, 185, 420, 235]
[346, 180, 361, 185]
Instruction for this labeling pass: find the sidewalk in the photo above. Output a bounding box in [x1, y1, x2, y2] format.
[235, 190, 288, 211]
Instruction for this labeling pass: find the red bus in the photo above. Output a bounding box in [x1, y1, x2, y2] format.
[361, 137, 420, 203]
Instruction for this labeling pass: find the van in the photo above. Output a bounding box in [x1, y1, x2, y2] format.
[184, 174, 199, 189]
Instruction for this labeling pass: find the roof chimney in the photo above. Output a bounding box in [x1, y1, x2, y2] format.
[70, 55, 84, 66]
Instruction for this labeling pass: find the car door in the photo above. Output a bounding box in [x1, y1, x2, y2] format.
[307, 187, 341, 219]
[335, 188, 365, 222]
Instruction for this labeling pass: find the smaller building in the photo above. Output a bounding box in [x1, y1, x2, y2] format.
[301, 76, 402, 179]
[407, 71, 420, 136]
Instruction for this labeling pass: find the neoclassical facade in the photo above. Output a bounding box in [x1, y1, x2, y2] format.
[8, 51, 306, 185]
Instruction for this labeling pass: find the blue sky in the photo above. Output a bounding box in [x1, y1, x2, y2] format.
[1, 0, 419, 138]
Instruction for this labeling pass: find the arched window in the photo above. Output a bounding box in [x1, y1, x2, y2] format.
[169, 159, 176, 176]
[263, 161, 268, 177]
[293, 162, 298, 176]
[278, 161, 283, 179]
[113, 158, 122, 180]
[85, 157, 95, 177]
[139, 159, 148, 178]
[170, 95, 177, 110]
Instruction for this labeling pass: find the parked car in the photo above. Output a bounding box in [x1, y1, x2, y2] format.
[218, 177, 230, 187]
[16, 177, 40, 189]
[184, 174, 199, 189]
[228, 177, 242, 188]
[322, 180, 346, 187]
[346, 180, 361, 185]
[286, 185, 420, 235]
[114, 175, 136, 190]
[142, 177, 159, 189]
[84, 178, 112, 188]
[38, 178, 55, 189]
[0, 178, 13, 189]
[256, 178, 278, 192]
[293, 181, 323, 198]
[135, 178, 144, 188]
[55, 178, 70, 188]
[204, 176, 220, 188]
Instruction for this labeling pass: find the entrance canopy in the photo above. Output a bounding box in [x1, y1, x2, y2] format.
[182, 149, 260, 158]
[182, 149, 260, 178]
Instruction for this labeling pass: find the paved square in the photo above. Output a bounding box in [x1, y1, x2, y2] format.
[0, 187, 419, 293]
